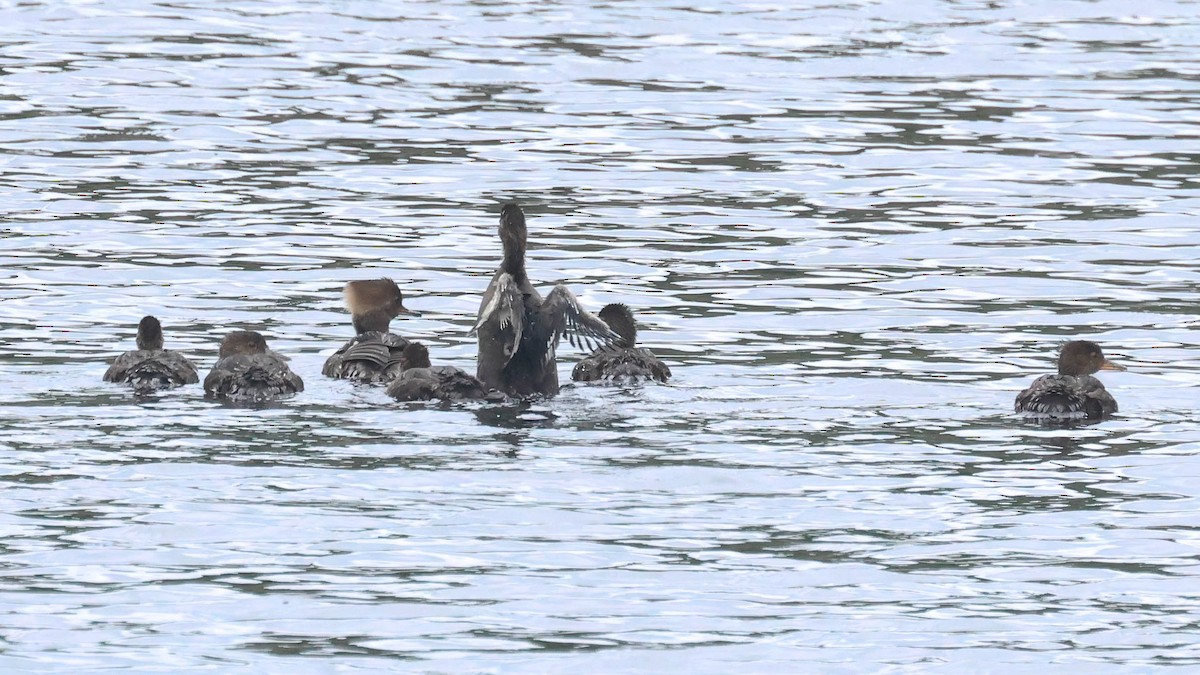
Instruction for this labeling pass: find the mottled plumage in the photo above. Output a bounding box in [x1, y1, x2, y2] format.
[103, 316, 199, 394]
[204, 331, 304, 402]
[471, 203, 618, 397]
[323, 278, 415, 383]
[1015, 340, 1124, 423]
[386, 343, 492, 402]
[572, 303, 671, 384]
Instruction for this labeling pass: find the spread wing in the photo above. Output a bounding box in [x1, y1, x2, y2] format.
[470, 272, 525, 367]
[534, 284, 621, 363]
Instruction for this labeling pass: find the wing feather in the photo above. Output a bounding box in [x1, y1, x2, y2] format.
[471, 273, 525, 367]
[535, 285, 620, 360]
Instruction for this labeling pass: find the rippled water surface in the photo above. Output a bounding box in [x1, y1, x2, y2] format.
[3, 0, 1200, 671]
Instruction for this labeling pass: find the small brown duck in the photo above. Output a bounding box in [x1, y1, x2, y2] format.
[572, 303, 671, 384]
[204, 330, 304, 402]
[1015, 340, 1125, 422]
[322, 278, 415, 383]
[471, 203, 618, 397]
[386, 343, 493, 402]
[103, 315, 199, 393]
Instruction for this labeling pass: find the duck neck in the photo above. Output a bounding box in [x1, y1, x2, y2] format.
[499, 206, 528, 281]
[352, 310, 392, 335]
[501, 238, 526, 281]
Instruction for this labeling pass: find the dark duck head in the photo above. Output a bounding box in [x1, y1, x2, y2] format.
[345, 278, 415, 334]
[136, 315, 165, 351]
[1057, 340, 1125, 376]
[1015, 339, 1124, 422]
[598, 303, 637, 348]
[218, 330, 270, 359]
[400, 342, 432, 370]
[472, 202, 620, 398]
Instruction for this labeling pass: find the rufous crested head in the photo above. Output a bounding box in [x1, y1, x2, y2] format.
[344, 278, 414, 334]
[345, 278, 409, 316]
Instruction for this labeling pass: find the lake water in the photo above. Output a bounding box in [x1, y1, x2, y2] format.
[2, 0, 1200, 671]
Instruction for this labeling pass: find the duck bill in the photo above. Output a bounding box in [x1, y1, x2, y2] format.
[1099, 359, 1126, 372]
[397, 306, 421, 317]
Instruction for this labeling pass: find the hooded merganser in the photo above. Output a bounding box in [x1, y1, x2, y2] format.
[471, 203, 618, 397]
[572, 303, 671, 384]
[204, 330, 304, 402]
[1015, 340, 1125, 422]
[386, 342, 494, 402]
[103, 315, 199, 393]
[322, 278, 415, 383]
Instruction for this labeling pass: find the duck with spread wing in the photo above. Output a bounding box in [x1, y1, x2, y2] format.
[471, 203, 618, 397]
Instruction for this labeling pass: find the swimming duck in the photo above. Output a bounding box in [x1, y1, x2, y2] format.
[386, 343, 494, 402]
[1015, 340, 1124, 422]
[572, 303, 671, 384]
[103, 315, 199, 393]
[322, 278, 415, 383]
[204, 330, 304, 402]
[471, 202, 618, 397]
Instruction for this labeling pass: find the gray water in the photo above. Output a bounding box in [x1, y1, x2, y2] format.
[2, 0, 1200, 671]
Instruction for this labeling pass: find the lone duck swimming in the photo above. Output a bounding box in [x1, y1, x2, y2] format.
[1015, 340, 1125, 422]
[386, 343, 494, 402]
[103, 315, 199, 393]
[204, 330, 304, 402]
[471, 202, 618, 397]
[572, 303, 671, 384]
[322, 278, 415, 383]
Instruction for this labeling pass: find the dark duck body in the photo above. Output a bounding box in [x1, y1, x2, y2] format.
[322, 278, 414, 383]
[204, 330, 304, 402]
[572, 303, 671, 384]
[103, 316, 199, 393]
[387, 343, 493, 402]
[471, 203, 618, 397]
[1015, 340, 1124, 422]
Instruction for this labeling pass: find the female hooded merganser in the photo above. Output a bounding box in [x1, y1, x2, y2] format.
[471, 203, 618, 397]
[386, 343, 493, 402]
[103, 315, 199, 393]
[1015, 340, 1125, 422]
[204, 330, 304, 402]
[322, 278, 415, 383]
[572, 303, 671, 384]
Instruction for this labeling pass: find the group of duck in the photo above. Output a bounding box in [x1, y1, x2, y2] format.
[103, 202, 1126, 424]
[103, 203, 671, 404]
